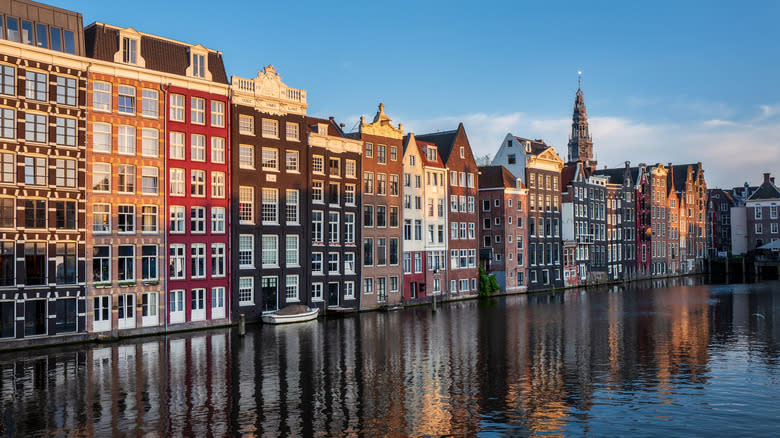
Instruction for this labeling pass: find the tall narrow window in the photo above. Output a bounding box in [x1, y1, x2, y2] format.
[117, 85, 136, 114]
[93, 82, 111, 112]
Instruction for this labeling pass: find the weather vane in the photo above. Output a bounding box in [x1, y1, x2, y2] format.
[578, 70, 582, 88]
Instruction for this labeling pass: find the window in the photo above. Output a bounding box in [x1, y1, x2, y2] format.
[376, 205, 387, 228]
[55, 243, 76, 284]
[346, 160, 356, 178]
[329, 182, 339, 205]
[312, 253, 323, 273]
[55, 158, 76, 187]
[364, 172, 374, 194]
[142, 292, 158, 318]
[239, 115, 254, 134]
[169, 132, 185, 160]
[364, 238, 373, 266]
[191, 244, 206, 278]
[169, 206, 185, 233]
[345, 213, 355, 244]
[262, 188, 278, 223]
[389, 238, 399, 265]
[118, 164, 136, 193]
[25, 113, 47, 143]
[191, 207, 206, 233]
[25, 71, 47, 101]
[312, 181, 324, 203]
[313, 155, 324, 174]
[121, 36, 137, 64]
[345, 253, 356, 274]
[56, 76, 77, 106]
[239, 145, 255, 169]
[755, 207, 762, 220]
[312, 283, 323, 301]
[286, 235, 299, 266]
[191, 134, 206, 161]
[138, 128, 159, 157]
[190, 97, 205, 124]
[262, 148, 278, 171]
[211, 244, 226, 277]
[118, 125, 136, 155]
[328, 253, 340, 273]
[93, 246, 110, 283]
[377, 144, 387, 164]
[169, 94, 185, 121]
[118, 245, 135, 281]
[211, 137, 225, 163]
[312, 211, 323, 243]
[239, 235, 254, 268]
[117, 85, 136, 114]
[390, 174, 399, 196]
[262, 118, 279, 138]
[262, 235, 278, 266]
[329, 212, 340, 244]
[118, 205, 135, 233]
[139, 89, 159, 118]
[24, 199, 45, 228]
[286, 189, 299, 223]
[191, 170, 206, 197]
[93, 81, 111, 111]
[345, 184, 356, 205]
[239, 278, 254, 306]
[286, 150, 299, 172]
[55, 201, 76, 229]
[211, 100, 225, 127]
[0, 197, 13, 229]
[285, 276, 299, 302]
[211, 207, 225, 233]
[377, 238, 387, 265]
[239, 187, 254, 224]
[344, 282, 355, 299]
[364, 278, 374, 295]
[211, 172, 226, 198]
[141, 205, 157, 233]
[0, 108, 13, 139]
[0, 66, 13, 98]
[139, 167, 159, 194]
[377, 174, 387, 195]
[286, 122, 299, 141]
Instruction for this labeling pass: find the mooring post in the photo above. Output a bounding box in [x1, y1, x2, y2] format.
[725, 258, 729, 283]
[239, 313, 246, 336]
[432, 294, 437, 313]
[742, 257, 746, 283]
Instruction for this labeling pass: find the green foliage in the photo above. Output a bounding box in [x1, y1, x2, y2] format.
[479, 266, 500, 298]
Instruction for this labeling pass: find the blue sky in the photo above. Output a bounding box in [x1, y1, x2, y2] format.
[54, 0, 780, 187]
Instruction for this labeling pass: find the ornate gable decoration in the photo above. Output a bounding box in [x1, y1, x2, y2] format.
[528, 146, 564, 171]
[231, 65, 308, 116]
[360, 103, 404, 139]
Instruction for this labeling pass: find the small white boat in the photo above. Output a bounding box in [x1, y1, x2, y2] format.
[261, 304, 319, 325]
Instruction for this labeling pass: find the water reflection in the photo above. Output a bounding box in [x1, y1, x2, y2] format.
[1, 277, 779, 436]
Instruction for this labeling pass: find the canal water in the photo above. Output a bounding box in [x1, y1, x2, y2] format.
[1, 277, 779, 436]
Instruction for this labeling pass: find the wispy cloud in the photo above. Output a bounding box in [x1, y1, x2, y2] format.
[399, 110, 780, 189]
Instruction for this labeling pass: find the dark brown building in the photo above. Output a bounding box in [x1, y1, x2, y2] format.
[0, 0, 88, 343]
[230, 66, 308, 319]
[306, 117, 363, 310]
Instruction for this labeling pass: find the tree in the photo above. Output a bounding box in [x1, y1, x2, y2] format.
[475, 154, 492, 167]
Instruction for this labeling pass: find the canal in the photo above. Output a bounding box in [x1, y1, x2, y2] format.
[1, 277, 779, 436]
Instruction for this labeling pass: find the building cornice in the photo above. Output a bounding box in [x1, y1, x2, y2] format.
[231, 65, 307, 116]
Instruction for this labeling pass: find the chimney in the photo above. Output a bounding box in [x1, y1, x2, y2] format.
[764, 172, 771, 183]
[772, 177, 776, 185]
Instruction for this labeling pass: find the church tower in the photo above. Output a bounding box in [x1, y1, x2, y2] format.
[567, 74, 596, 172]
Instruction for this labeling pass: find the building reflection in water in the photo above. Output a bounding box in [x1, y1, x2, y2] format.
[1, 276, 779, 436]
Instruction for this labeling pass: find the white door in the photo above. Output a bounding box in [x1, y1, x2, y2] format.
[92, 296, 111, 332]
[117, 294, 136, 329]
[191, 289, 206, 321]
[211, 287, 225, 319]
[169, 290, 185, 324]
[141, 292, 158, 327]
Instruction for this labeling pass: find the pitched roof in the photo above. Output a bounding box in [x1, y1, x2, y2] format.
[416, 129, 458, 162]
[306, 116, 344, 137]
[513, 136, 550, 155]
[667, 163, 700, 194]
[561, 164, 577, 188]
[84, 23, 228, 84]
[417, 140, 446, 169]
[592, 166, 637, 186]
[747, 179, 780, 201]
[478, 165, 520, 189]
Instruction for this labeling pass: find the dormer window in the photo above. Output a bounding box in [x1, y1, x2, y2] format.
[192, 53, 205, 78]
[427, 147, 437, 162]
[317, 123, 328, 135]
[122, 37, 137, 64]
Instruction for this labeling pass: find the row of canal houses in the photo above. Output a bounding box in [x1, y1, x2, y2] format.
[0, 0, 707, 347]
[0, 0, 482, 345]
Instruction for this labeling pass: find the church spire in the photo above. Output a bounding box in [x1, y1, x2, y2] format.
[567, 72, 596, 171]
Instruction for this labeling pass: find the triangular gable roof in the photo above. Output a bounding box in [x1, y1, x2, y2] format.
[416, 128, 459, 163]
[478, 165, 520, 189]
[561, 164, 577, 188]
[513, 136, 549, 155]
[748, 180, 780, 201]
